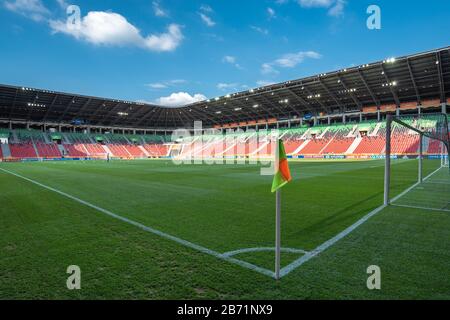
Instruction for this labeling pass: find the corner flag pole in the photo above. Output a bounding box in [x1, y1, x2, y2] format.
[275, 189, 281, 280]
[275, 138, 281, 280]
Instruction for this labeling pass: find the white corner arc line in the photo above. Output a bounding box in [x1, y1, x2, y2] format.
[221, 247, 308, 258]
[0, 167, 275, 278]
[280, 166, 444, 278]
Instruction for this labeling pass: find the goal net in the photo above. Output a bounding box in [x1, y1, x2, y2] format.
[384, 113, 450, 212]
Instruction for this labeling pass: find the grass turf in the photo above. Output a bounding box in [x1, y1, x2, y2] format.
[0, 158, 449, 299]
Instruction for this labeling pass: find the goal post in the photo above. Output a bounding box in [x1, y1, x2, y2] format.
[384, 113, 450, 208]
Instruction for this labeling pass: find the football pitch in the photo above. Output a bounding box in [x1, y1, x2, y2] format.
[1, 158, 450, 299]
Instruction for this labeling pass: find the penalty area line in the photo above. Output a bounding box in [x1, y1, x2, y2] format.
[0, 167, 275, 279]
[391, 204, 450, 213]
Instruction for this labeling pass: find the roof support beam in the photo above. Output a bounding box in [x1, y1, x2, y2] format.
[436, 52, 445, 103]
[56, 95, 78, 123]
[136, 108, 165, 127]
[26, 92, 42, 121]
[8, 88, 19, 118]
[42, 94, 61, 122]
[302, 85, 329, 114]
[357, 69, 380, 107]
[72, 98, 99, 119]
[257, 95, 290, 118]
[99, 102, 124, 125]
[283, 88, 312, 115]
[337, 75, 363, 109]
[380, 64, 401, 107]
[406, 58, 421, 105]
[318, 79, 343, 109]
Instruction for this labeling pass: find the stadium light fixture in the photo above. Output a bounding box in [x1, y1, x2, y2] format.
[385, 57, 396, 64]
[234, 108, 242, 111]
[27, 102, 46, 108]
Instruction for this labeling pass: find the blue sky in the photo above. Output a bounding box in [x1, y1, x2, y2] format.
[0, 0, 449, 106]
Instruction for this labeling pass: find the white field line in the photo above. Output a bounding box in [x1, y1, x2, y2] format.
[391, 204, 450, 213]
[0, 167, 275, 279]
[280, 165, 444, 278]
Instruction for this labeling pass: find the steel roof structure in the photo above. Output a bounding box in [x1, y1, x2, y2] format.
[1, 46, 449, 129]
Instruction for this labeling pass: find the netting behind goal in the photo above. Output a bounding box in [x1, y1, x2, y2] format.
[384, 113, 450, 212]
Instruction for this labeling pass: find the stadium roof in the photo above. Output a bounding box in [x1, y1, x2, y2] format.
[1, 46, 449, 130]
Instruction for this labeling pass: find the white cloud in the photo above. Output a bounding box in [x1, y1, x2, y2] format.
[297, 0, 334, 7]
[223, 55, 236, 64]
[256, 80, 276, 87]
[267, 7, 276, 19]
[169, 79, 187, 84]
[222, 55, 242, 69]
[328, 0, 345, 16]
[275, 51, 321, 67]
[49, 11, 183, 52]
[200, 4, 213, 13]
[4, 0, 50, 21]
[297, 0, 346, 16]
[261, 63, 279, 75]
[146, 79, 187, 90]
[262, 51, 321, 74]
[144, 24, 183, 51]
[147, 83, 168, 89]
[199, 13, 215, 27]
[250, 25, 269, 35]
[155, 92, 207, 107]
[56, 0, 68, 9]
[153, 1, 168, 17]
[217, 83, 238, 91]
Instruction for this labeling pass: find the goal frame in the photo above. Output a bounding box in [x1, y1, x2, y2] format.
[384, 113, 450, 206]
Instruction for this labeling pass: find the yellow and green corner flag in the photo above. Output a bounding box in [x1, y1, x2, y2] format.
[271, 139, 292, 193]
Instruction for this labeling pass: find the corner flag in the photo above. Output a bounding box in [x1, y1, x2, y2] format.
[271, 139, 292, 193]
[272, 138, 292, 280]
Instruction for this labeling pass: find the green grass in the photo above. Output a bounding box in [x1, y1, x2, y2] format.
[0, 158, 449, 299]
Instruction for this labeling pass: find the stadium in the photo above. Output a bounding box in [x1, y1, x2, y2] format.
[0, 1, 449, 302]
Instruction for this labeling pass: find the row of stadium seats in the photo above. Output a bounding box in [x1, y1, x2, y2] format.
[35, 142, 61, 158]
[9, 143, 37, 158]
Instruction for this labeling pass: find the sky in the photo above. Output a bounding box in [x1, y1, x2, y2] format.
[0, 0, 449, 107]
